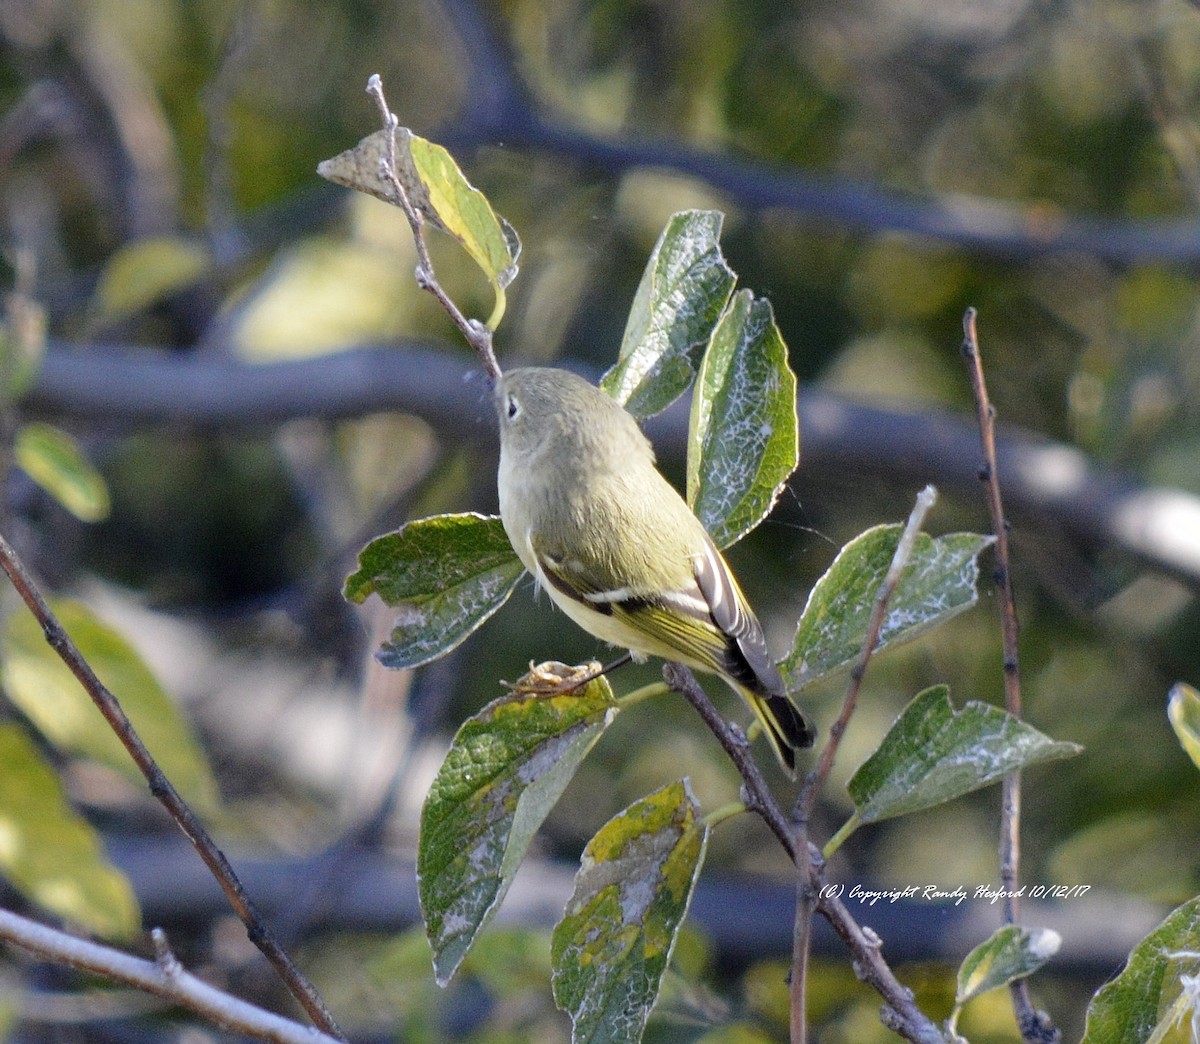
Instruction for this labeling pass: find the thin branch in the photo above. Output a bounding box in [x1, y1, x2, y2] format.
[814, 870, 945, 1044]
[0, 908, 341, 1044]
[364, 75, 502, 382]
[0, 534, 347, 1042]
[799, 484, 939, 815]
[789, 484, 937, 1043]
[665, 609, 948, 1044]
[961, 309, 1059, 1044]
[661, 663, 796, 859]
[789, 847, 815, 1044]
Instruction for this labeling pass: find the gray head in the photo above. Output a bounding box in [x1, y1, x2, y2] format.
[495, 367, 654, 470]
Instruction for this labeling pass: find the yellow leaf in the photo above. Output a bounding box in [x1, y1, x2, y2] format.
[14, 423, 110, 522]
[2, 599, 220, 818]
[318, 126, 520, 329]
[1168, 683, 1200, 773]
[0, 724, 139, 939]
[231, 234, 416, 360]
[91, 236, 210, 322]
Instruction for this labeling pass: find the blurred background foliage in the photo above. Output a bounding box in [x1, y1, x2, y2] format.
[1, 0, 1200, 1039]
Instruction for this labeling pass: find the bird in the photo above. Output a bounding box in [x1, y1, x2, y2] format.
[494, 365, 814, 776]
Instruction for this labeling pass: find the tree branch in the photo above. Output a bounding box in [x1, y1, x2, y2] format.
[0, 907, 342, 1044]
[789, 486, 938, 1042]
[799, 485, 938, 817]
[814, 872, 946, 1044]
[661, 663, 796, 859]
[665, 621, 948, 1042]
[961, 309, 1060, 1044]
[25, 342, 1200, 589]
[429, 0, 1200, 268]
[0, 534, 346, 1042]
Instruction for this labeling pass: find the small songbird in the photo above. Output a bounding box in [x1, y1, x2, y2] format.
[494, 366, 814, 776]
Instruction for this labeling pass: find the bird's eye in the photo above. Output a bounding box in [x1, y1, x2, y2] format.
[505, 394, 521, 421]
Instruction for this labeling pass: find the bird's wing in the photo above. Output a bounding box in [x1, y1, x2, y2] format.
[533, 530, 816, 758]
[531, 533, 732, 668]
[690, 535, 783, 695]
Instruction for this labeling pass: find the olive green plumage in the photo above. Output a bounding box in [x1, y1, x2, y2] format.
[495, 366, 814, 776]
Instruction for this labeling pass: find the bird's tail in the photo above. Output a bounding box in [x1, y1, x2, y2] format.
[741, 688, 816, 779]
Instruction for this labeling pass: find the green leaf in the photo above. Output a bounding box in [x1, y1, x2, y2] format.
[14, 423, 111, 522]
[601, 210, 735, 420]
[317, 127, 520, 329]
[687, 290, 798, 549]
[0, 723, 140, 939]
[1168, 683, 1200, 773]
[956, 924, 1061, 1006]
[1082, 895, 1200, 1043]
[89, 236, 211, 323]
[828, 686, 1080, 854]
[552, 779, 709, 1044]
[1, 598, 220, 818]
[781, 526, 995, 691]
[344, 512, 525, 670]
[419, 664, 619, 985]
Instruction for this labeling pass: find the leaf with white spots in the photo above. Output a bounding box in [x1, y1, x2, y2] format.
[419, 666, 618, 985]
[687, 289, 798, 549]
[343, 513, 524, 670]
[552, 779, 708, 1044]
[825, 686, 1080, 855]
[1082, 895, 1200, 1043]
[601, 210, 735, 420]
[781, 525, 995, 691]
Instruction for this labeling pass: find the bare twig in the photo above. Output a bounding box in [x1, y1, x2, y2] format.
[961, 309, 1059, 1044]
[789, 484, 937, 1042]
[0, 908, 341, 1044]
[789, 846, 815, 1044]
[0, 534, 347, 1042]
[364, 75, 502, 382]
[799, 484, 939, 816]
